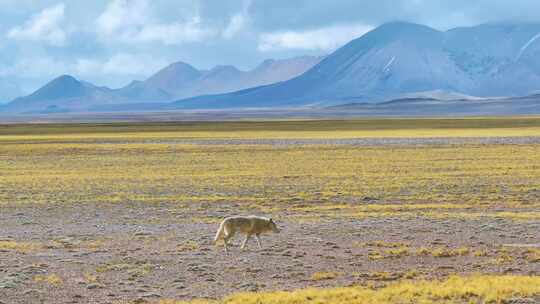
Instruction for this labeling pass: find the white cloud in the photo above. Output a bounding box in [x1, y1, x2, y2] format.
[0, 53, 166, 82]
[222, 14, 247, 39]
[0, 56, 68, 78]
[258, 23, 373, 52]
[222, 0, 251, 39]
[135, 17, 213, 45]
[96, 0, 149, 36]
[101, 53, 167, 75]
[96, 0, 213, 45]
[75, 53, 168, 77]
[7, 3, 67, 46]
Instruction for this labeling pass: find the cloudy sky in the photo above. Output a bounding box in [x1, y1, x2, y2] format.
[1, 0, 539, 101]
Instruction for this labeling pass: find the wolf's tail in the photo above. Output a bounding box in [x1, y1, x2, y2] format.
[214, 221, 226, 244]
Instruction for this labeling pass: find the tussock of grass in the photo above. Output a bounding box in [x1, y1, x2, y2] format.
[473, 249, 489, 257]
[0, 240, 39, 253]
[367, 241, 408, 248]
[155, 275, 540, 304]
[526, 249, 540, 263]
[96, 260, 154, 281]
[34, 274, 62, 285]
[382, 247, 409, 258]
[430, 247, 470, 258]
[368, 251, 385, 260]
[177, 241, 199, 252]
[83, 273, 98, 284]
[310, 271, 340, 281]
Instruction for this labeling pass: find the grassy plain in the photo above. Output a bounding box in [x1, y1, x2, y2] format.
[1, 117, 539, 303]
[2, 130, 540, 217]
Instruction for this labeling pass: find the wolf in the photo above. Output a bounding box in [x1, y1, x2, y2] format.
[214, 216, 280, 252]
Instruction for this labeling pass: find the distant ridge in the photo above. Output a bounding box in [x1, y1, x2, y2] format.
[2, 56, 323, 113]
[325, 93, 540, 116]
[134, 55, 324, 100]
[4, 75, 124, 113]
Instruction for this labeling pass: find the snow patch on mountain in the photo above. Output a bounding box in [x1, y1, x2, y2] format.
[383, 56, 395, 71]
[517, 32, 540, 60]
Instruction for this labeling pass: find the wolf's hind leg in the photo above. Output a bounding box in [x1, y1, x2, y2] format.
[241, 234, 251, 250]
[255, 234, 262, 249]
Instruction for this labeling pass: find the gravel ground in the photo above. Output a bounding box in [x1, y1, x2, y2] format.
[1, 201, 539, 304]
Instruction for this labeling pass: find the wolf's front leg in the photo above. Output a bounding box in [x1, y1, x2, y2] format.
[223, 238, 229, 253]
[241, 234, 251, 250]
[255, 234, 262, 249]
[223, 232, 234, 253]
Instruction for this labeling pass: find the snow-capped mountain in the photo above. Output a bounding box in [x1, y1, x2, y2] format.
[173, 22, 540, 109]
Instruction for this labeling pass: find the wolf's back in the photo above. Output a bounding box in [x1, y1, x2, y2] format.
[249, 218, 269, 233]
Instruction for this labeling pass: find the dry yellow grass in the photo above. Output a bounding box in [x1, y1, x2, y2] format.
[431, 247, 470, 258]
[382, 247, 410, 258]
[33, 274, 63, 286]
[153, 275, 540, 304]
[83, 273, 98, 284]
[2, 118, 540, 216]
[177, 241, 199, 252]
[1, 142, 540, 217]
[310, 271, 340, 281]
[0, 240, 40, 253]
[526, 249, 540, 263]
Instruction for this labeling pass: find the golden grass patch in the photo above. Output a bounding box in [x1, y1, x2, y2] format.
[0, 240, 40, 253]
[430, 247, 471, 258]
[154, 275, 540, 304]
[2, 119, 540, 236]
[382, 247, 410, 258]
[525, 249, 540, 263]
[34, 274, 63, 286]
[2, 141, 540, 211]
[96, 260, 154, 281]
[83, 273, 99, 284]
[310, 271, 340, 281]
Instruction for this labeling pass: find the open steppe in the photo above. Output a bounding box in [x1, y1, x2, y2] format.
[1, 117, 539, 303]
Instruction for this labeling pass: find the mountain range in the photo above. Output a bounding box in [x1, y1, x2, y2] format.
[2, 56, 323, 113]
[172, 21, 540, 109]
[4, 21, 540, 114]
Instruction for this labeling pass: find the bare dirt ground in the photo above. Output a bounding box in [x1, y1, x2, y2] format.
[19, 136, 540, 146]
[1, 196, 539, 303]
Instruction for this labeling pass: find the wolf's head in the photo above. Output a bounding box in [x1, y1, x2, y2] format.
[268, 218, 280, 233]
